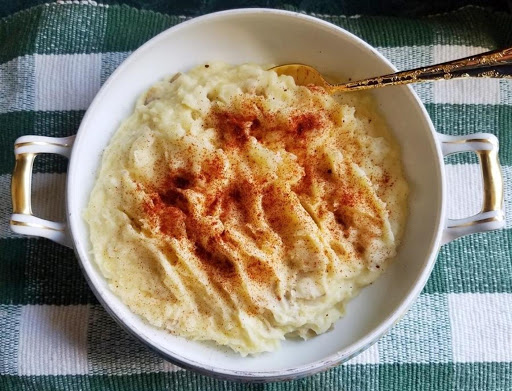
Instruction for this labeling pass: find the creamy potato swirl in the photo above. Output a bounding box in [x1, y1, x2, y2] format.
[85, 63, 408, 355]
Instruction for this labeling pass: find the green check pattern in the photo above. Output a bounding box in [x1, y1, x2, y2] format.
[1, 2, 512, 390]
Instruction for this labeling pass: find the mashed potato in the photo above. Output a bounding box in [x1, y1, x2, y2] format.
[84, 63, 408, 355]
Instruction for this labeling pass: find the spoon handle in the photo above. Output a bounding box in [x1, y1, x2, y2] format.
[337, 47, 512, 92]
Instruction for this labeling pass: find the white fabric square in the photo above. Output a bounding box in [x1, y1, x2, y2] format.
[444, 164, 482, 220]
[449, 293, 512, 363]
[35, 53, 102, 111]
[433, 45, 491, 64]
[433, 45, 500, 105]
[378, 46, 433, 71]
[31, 173, 67, 222]
[18, 305, 89, 375]
[344, 343, 380, 365]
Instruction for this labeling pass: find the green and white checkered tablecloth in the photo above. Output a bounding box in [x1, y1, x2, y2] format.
[0, 2, 511, 390]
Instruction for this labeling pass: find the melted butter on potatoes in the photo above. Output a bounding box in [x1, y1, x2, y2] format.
[84, 62, 409, 355]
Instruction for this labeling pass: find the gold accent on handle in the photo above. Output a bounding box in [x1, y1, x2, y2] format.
[478, 146, 503, 215]
[10, 136, 74, 245]
[15, 140, 72, 149]
[443, 137, 504, 229]
[11, 152, 36, 215]
[10, 219, 64, 232]
[444, 138, 495, 145]
[451, 215, 504, 229]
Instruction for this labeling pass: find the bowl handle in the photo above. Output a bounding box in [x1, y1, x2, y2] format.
[10, 135, 75, 248]
[438, 133, 505, 244]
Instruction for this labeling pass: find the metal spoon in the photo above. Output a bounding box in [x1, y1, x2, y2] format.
[272, 47, 512, 93]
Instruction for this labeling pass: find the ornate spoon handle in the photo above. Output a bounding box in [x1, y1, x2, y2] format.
[337, 47, 512, 92]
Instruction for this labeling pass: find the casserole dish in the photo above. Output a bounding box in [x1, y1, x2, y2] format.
[10, 9, 505, 381]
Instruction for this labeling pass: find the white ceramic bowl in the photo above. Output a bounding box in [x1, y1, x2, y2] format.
[10, 9, 505, 382]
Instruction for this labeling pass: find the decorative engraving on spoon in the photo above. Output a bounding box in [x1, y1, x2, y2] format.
[272, 46, 512, 92]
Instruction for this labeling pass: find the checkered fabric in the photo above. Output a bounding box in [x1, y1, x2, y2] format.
[1, 2, 512, 390]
